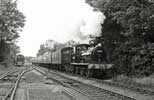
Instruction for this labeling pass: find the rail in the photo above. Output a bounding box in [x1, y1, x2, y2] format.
[0, 67, 34, 100]
[35, 67, 135, 100]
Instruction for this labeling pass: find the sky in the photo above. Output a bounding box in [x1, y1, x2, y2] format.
[17, 0, 105, 57]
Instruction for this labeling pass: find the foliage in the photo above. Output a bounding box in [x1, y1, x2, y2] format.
[37, 39, 79, 57]
[0, 1, 25, 65]
[114, 43, 154, 76]
[105, 0, 154, 42]
[37, 44, 48, 57]
[101, 19, 125, 62]
[0, 1, 25, 42]
[86, 0, 154, 76]
[64, 40, 79, 47]
[24, 56, 33, 63]
[132, 43, 154, 76]
[37, 40, 64, 56]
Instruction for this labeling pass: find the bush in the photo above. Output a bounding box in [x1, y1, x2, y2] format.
[133, 43, 154, 76]
[113, 42, 154, 77]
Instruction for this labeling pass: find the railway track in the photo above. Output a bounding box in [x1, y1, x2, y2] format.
[113, 79, 154, 91]
[0, 67, 34, 100]
[34, 68, 84, 100]
[35, 67, 135, 100]
[48, 68, 154, 96]
[62, 71, 154, 96]
[91, 78, 154, 96]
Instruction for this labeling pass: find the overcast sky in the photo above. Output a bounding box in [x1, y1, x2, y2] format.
[17, 0, 105, 57]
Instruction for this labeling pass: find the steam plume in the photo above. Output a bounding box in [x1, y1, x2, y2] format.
[76, 3, 105, 42]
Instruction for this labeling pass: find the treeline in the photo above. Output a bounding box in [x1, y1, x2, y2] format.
[86, 0, 154, 77]
[0, 1, 25, 66]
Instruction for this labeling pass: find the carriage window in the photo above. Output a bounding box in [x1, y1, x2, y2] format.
[76, 45, 88, 51]
[82, 46, 88, 50]
[76, 47, 81, 50]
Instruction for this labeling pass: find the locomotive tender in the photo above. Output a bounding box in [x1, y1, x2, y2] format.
[32, 42, 113, 78]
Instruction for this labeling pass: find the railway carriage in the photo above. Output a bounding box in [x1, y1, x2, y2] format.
[41, 52, 52, 67]
[32, 52, 52, 67]
[61, 47, 73, 72]
[45, 52, 52, 64]
[52, 48, 62, 70]
[15, 54, 25, 66]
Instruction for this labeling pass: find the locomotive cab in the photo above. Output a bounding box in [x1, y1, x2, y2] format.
[72, 44, 90, 63]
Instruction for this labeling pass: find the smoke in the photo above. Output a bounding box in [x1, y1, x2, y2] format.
[16, 0, 107, 56]
[80, 11, 105, 37]
[76, 2, 106, 42]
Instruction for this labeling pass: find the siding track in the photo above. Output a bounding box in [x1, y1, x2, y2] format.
[0, 67, 34, 100]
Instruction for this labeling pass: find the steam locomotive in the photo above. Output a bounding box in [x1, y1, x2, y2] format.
[32, 38, 113, 78]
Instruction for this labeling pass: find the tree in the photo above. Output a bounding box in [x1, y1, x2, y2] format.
[37, 40, 64, 56]
[64, 40, 79, 47]
[37, 44, 46, 57]
[0, 1, 25, 66]
[36, 39, 80, 57]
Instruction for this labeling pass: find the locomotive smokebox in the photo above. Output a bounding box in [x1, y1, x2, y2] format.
[95, 36, 104, 45]
[91, 45, 107, 63]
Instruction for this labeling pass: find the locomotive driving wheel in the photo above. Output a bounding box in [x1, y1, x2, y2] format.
[80, 68, 85, 76]
[86, 69, 93, 77]
[75, 67, 79, 75]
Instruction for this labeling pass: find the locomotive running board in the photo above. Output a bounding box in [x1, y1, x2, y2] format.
[71, 63, 113, 69]
[71, 63, 89, 66]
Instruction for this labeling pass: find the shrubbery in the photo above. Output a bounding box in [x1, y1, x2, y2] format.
[114, 43, 154, 77]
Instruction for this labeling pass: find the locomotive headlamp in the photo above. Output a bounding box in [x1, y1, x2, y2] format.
[72, 56, 75, 59]
[98, 43, 102, 47]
